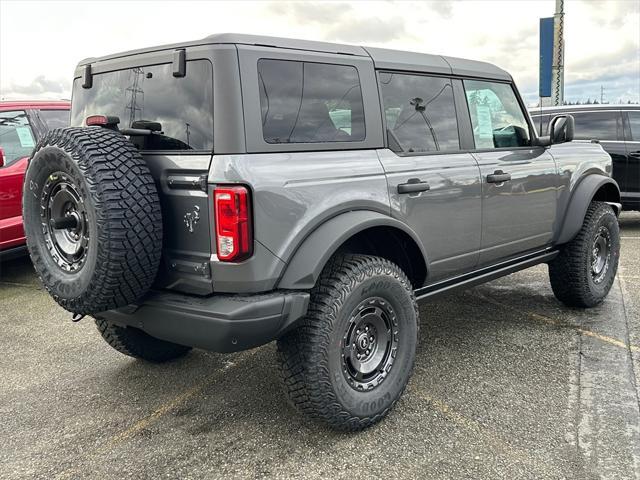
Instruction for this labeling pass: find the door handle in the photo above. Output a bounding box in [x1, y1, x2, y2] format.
[397, 179, 430, 194]
[629, 152, 640, 159]
[486, 170, 511, 183]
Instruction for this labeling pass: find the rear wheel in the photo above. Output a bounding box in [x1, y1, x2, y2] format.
[277, 254, 418, 431]
[549, 201, 620, 307]
[95, 319, 191, 363]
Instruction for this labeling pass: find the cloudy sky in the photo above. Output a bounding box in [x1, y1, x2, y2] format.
[0, 0, 638, 105]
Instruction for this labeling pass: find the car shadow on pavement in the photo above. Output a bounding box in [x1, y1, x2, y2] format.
[0, 255, 38, 287]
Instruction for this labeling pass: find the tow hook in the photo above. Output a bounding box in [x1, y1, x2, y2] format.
[71, 313, 86, 323]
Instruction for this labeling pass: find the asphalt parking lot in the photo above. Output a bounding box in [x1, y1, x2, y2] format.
[1, 212, 639, 480]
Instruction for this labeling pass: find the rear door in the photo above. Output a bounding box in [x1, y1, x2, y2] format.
[463, 79, 558, 266]
[623, 110, 640, 204]
[376, 72, 482, 283]
[0, 109, 37, 250]
[571, 110, 626, 193]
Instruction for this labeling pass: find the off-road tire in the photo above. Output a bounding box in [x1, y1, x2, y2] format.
[95, 319, 191, 362]
[277, 254, 419, 431]
[549, 201, 619, 308]
[22, 127, 163, 315]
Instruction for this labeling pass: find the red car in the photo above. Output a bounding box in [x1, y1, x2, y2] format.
[0, 100, 70, 259]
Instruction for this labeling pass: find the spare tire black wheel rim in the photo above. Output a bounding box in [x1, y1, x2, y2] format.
[40, 172, 89, 272]
[591, 225, 611, 285]
[342, 297, 399, 391]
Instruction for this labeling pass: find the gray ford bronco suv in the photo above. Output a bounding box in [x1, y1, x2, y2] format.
[23, 34, 621, 431]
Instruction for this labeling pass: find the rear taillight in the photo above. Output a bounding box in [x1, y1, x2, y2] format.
[214, 186, 252, 262]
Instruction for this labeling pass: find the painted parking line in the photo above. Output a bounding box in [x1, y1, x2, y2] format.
[54, 353, 256, 480]
[472, 291, 639, 353]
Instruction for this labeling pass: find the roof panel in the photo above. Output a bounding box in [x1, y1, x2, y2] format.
[205, 33, 367, 56]
[364, 47, 451, 75]
[76, 33, 511, 82]
[442, 56, 511, 81]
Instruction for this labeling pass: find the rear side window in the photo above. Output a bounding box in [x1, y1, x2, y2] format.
[531, 114, 551, 135]
[628, 111, 640, 141]
[71, 60, 213, 151]
[572, 111, 620, 141]
[0, 110, 36, 166]
[258, 59, 365, 143]
[378, 72, 459, 153]
[39, 109, 70, 130]
[464, 80, 531, 149]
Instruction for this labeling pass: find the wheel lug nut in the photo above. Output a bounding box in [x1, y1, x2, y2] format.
[365, 326, 369, 331]
[370, 336, 374, 341]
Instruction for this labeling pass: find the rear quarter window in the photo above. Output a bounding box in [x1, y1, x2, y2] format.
[257, 59, 365, 144]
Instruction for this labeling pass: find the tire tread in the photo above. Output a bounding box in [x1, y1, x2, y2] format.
[277, 253, 418, 431]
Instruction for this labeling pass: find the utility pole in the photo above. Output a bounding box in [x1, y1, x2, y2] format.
[539, 0, 565, 107]
[125, 67, 145, 127]
[552, 0, 565, 106]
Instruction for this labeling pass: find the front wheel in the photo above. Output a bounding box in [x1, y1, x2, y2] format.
[549, 201, 620, 308]
[277, 254, 418, 431]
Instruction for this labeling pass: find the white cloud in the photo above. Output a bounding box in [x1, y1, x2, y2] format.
[0, 0, 638, 104]
[4, 75, 70, 99]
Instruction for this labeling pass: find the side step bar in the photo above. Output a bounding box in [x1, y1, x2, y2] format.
[414, 249, 559, 302]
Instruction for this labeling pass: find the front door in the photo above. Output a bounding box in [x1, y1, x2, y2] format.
[570, 109, 627, 194]
[624, 110, 640, 205]
[376, 72, 482, 283]
[463, 79, 559, 266]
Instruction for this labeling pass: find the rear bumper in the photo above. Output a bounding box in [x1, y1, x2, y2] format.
[95, 290, 310, 353]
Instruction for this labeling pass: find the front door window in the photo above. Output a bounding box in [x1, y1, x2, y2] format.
[464, 80, 531, 149]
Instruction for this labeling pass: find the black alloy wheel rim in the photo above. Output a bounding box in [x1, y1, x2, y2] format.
[341, 297, 399, 391]
[40, 172, 89, 272]
[591, 225, 611, 285]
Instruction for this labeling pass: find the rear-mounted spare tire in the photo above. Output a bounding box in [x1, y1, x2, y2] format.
[22, 127, 163, 315]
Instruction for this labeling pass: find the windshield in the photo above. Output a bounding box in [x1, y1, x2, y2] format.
[71, 60, 213, 151]
[0, 110, 36, 165]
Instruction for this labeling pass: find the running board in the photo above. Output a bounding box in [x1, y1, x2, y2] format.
[414, 250, 559, 302]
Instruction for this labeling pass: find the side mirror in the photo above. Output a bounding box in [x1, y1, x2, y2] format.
[550, 114, 575, 144]
[0, 147, 5, 168]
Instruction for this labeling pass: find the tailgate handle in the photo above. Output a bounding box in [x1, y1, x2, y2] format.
[167, 174, 208, 192]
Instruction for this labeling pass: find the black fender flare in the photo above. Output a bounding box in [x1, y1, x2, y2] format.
[277, 210, 428, 290]
[555, 175, 620, 245]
